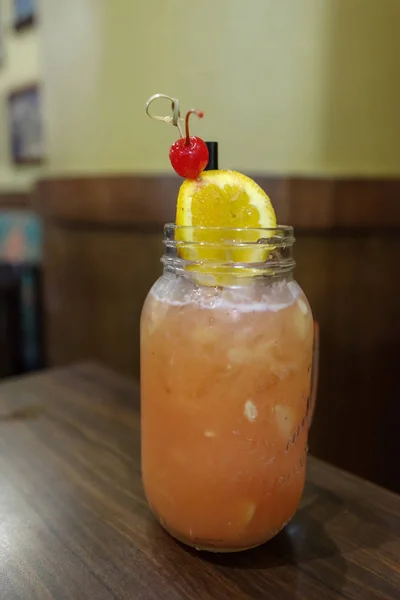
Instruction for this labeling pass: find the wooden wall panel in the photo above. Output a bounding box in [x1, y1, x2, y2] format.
[0, 191, 31, 209]
[43, 223, 162, 377]
[35, 175, 400, 228]
[295, 234, 400, 491]
[34, 174, 400, 492]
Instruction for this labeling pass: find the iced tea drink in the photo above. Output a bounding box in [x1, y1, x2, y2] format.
[141, 226, 314, 552]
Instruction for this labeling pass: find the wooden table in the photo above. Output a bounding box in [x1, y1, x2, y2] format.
[0, 364, 398, 600]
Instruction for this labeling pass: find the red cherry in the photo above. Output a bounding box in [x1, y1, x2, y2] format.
[169, 136, 209, 179]
[169, 109, 209, 179]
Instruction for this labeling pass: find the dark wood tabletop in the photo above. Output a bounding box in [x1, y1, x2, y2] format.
[0, 363, 398, 600]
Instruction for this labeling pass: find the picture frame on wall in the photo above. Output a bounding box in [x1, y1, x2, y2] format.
[14, 0, 36, 31]
[8, 84, 44, 165]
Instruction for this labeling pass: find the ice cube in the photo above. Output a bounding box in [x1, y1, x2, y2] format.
[228, 347, 254, 364]
[292, 302, 310, 340]
[243, 501, 256, 525]
[274, 404, 295, 438]
[297, 298, 309, 316]
[191, 326, 218, 345]
[231, 501, 257, 528]
[204, 430, 217, 438]
[244, 400, 258, 422]
[147, 300, 170, 335]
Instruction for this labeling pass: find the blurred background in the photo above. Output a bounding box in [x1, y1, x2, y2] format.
[0, 1, 399, 491]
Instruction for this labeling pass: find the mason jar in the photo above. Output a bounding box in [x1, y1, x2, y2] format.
[141, 225, 314, 552]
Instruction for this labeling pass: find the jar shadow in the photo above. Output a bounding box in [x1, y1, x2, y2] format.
[195, 511, 341, 570]
[188, 481, 392, 599]
[198, 481, 390, 570]
[190, 501, 347, 597]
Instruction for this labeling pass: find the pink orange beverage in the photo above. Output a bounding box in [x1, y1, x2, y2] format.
[141, 225, 314, 552]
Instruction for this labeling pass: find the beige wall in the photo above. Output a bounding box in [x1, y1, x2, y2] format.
[0, 0, 40, 190]
[34, 0, 400, 177]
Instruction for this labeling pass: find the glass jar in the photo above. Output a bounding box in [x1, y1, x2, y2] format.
[141, 225, 314, 552]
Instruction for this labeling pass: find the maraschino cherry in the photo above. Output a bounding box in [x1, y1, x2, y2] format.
[169, 109, 209, 179]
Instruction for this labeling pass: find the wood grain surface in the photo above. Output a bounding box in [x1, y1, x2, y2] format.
[0, 363, 398, 600]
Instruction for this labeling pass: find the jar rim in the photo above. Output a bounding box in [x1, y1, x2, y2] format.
[164, 223, 295, 250]
[162, 223, 296, 280]
[164, 223, 294, 236]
